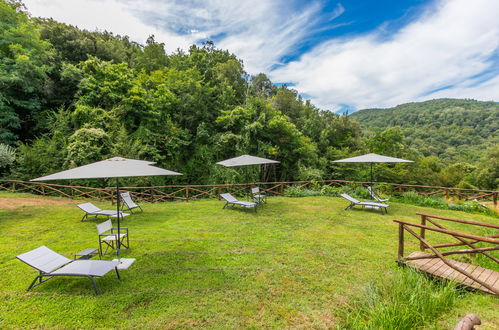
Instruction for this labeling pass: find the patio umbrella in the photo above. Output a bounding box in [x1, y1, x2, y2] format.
[216, 154, 279, 167]
[216, 154, 280, 182]
[333, 153, 413, 188]
[32, 157, 182, 264]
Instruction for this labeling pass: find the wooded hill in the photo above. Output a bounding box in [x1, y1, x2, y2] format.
[351, 99, 498, 163]
[0, 0, 497, 190]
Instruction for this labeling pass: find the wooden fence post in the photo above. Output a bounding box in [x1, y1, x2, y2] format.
[398, 223, 404, 263]
[185, 187, 189, 202]
[420, 215, 426, 251]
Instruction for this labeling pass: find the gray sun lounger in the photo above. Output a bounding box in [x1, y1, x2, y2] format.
[220, 193, 257, 212]
[340, 193, 389, 214]
[16, 246, 120, 295]
[77, 202, 129, 222]
[367, 186, 389, 203]
[120, 192, 143, 213]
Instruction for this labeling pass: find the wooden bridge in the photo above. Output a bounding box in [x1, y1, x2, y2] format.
[394, 213, 499, 295]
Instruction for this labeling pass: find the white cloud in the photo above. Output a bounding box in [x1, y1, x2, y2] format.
[269, 0, 499, 110]
[23, 0, 499, 110]
[23, 0, 195, 52]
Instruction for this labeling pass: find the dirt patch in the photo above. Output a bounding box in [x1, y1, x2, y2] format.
[0, 197, 78, 210]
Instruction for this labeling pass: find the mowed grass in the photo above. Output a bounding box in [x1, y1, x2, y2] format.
[0, 192, 497, 328]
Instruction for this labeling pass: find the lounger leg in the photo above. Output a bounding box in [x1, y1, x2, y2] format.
[115, 267, 121, 280]
[88, 276, 99, 295]
[27, 275, 42, 291]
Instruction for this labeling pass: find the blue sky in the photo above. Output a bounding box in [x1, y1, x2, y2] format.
[23, 0, 499, 112]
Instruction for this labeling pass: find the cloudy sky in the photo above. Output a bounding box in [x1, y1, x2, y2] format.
[23, 0, 499, 112]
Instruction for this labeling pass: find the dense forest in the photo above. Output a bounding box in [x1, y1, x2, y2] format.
[0, 0, 497, 190]
[351, 99, 498, 163]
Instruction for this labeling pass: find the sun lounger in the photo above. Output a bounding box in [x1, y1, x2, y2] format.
[340, 193, 389, 214]
[220, 193, 257, 212]
[16, 246, 120, 295]
[77, 202, 129, 222]
[251, 187, 267, 204]
[97, 219, 129, 256]
[367, 186, 389, 202]
[120, 191, 143, 213]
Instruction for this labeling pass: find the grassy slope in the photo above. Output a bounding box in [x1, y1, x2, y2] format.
[0, 192, 497, 328]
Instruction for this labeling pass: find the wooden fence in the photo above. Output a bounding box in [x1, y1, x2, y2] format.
[0, 179, 497, 205]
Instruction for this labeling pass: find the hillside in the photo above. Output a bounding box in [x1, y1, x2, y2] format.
[351, 99, 499, 162]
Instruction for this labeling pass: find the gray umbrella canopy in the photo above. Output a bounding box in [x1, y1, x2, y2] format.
[216, 154, 280, 167]
[333, 153, 413, 187]
[31, 157, 182, 259]
[332, 153, 413, 164]
[32, 157, 180, 181]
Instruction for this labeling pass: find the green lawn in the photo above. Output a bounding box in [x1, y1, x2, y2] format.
[0, 192, 497, 328]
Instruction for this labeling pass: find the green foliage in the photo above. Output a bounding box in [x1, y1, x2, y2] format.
[1, 3, 496, 190]
[351, 99, 499, 164]
[395, 191, 497, 217]
[339, 269, 462, 329]
[0, 0, 54, 143]
[0, 143, 15, 169]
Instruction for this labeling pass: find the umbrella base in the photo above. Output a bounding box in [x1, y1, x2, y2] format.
[112, 257, 136, 270]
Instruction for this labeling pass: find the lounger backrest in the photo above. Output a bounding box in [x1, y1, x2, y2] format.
[251, 187, 259, 194]
[17, 246, 71, 273]
[77, 202, 101, 213]
[96, 219, 112, 235]
[220, 193, 237, 203]
[120, 192, 138, 208]
[340, 193, 360, 204]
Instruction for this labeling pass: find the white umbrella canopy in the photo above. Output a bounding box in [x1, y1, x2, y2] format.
[216, 154, 280, 167]
[333, 153, 414, 188]
[31, 157, 182, 261]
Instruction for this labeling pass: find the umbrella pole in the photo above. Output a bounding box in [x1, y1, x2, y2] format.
[370, 163, 373, 192]
[116, 178, 121, 259]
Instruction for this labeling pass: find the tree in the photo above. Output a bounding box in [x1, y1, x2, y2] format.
[0, 0, 54, 143]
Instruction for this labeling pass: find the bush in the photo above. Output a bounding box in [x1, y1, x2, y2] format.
[395, 191, 497, 217]
[0, 143, 15, 169]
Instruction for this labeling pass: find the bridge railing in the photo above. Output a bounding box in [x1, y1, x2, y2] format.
[394, 213, 499, 295]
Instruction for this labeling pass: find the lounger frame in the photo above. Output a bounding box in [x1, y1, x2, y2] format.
[220, 193, 257, 212]
[17, 246, 120, 295]
[340, 193, 389, 214]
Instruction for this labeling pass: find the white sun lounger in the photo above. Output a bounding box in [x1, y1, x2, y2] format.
[367, 186, 389, 202]
[220, 193, 257, 212]
[16, 246, 120, 295]
[77, 202, 129, 222]
[340, 193, 389, 214]
[120, 192, 143, 213]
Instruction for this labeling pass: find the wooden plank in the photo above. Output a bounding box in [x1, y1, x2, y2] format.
[405, 252, 499, 295]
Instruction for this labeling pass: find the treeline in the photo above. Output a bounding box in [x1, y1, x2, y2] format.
[351, 99, 499, 189]
[0, 1, 497, 190]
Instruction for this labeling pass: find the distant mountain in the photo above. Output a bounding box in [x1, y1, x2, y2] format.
[350, 99, 499, 162]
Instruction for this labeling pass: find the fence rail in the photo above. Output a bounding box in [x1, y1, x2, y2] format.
[0, 179, 497, 205]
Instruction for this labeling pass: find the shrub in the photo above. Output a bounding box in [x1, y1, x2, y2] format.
[338, 268, 462, 329]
